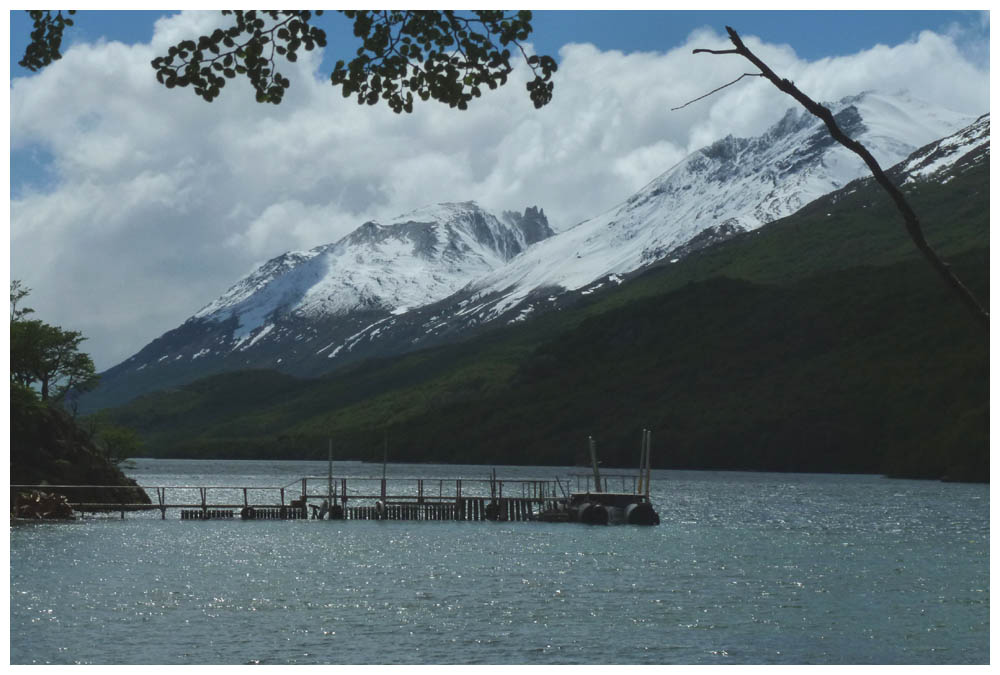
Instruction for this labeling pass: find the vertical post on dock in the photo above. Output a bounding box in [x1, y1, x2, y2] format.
[380, 432, 388, 505]
[637, 429, 646, 495]
[589, 436, 602, 493]
[301, 478, 307, 511]
[328, 439, 334, 510]
[157, 487, 166, 520]
[644, 429, 652, 498]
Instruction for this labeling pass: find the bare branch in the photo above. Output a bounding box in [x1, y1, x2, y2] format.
[671, 73, 763, 111]
[687, 25, 988, 331]
[692, 48, 740, 55]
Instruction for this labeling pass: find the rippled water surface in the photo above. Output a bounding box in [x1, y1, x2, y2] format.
[10, 459, 989, 664]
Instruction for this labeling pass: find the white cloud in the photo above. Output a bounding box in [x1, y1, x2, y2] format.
[9, 14, 990, 370]
[225, 200, 356, 260]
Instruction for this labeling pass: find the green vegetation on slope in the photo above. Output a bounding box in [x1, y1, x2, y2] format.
[102, 162, 989, 481]
[10, 282, 149, 505]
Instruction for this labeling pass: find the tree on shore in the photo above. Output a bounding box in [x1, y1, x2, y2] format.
[10, 279, 33, 321]
[84, 412, 146, 464]
[10, 281, 98, 405]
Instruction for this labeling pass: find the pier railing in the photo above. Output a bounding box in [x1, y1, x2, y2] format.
[567, 473, 648, 494]
[10, 474, 579, 521]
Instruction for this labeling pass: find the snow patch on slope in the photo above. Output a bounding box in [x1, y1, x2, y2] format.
[902, 113, 990, 181]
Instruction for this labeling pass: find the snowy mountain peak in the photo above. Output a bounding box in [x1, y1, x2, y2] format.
[342, 201, 553, 265]
[192, 201, 553, 339]
[463, 90, 977, 317]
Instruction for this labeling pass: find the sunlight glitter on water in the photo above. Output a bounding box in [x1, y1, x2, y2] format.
[10, 460, 989, 664]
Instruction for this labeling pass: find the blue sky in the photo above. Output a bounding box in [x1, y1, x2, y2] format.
[9, 10, 991, 369]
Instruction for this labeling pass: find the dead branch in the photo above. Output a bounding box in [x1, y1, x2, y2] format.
[671, 73, 763, 111]
[692, 48, 740, 55]
[687, 26, 988, 331]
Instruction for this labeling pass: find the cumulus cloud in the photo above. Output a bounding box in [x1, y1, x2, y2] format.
[10, 14, 989, 369]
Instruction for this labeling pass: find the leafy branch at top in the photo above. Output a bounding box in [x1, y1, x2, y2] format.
[150, 10, 326, 104]
[19, 10, 76, 71]
[330, 10, 557, 112]
[21, 10, 557, 111]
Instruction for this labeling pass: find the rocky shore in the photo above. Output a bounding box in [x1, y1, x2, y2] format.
[11, 404, 150, 516]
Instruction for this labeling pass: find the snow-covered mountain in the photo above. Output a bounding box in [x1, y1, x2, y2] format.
[457, 91, 978, 319]
[192, 202, 552, 336]
[194, 201, 553, 338]
[86, 91, 986, 411]
[85, 203, 551, 403]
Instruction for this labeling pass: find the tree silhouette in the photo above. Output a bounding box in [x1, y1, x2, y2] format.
[19, 10, 557, 112]
[10, 282, 98, 404]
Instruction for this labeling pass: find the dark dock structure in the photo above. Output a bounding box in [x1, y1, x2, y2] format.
[11, 470, 658, 525]
[12, 431, 660, 525]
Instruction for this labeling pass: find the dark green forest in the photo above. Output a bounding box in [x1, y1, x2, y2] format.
[100, 160, 989, 482]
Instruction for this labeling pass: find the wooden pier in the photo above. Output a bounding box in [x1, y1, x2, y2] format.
[12, 431, 662, 524]
[11, 470, 658, 525]
[10, 473, 577, 522]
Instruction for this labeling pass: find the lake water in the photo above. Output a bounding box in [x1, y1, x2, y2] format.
[10, 459, 989, 664]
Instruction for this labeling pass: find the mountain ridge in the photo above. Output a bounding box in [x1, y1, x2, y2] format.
[97, 150, 989, 481]
[81, 91, 986, 412]
[460, 91, 975, 318]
